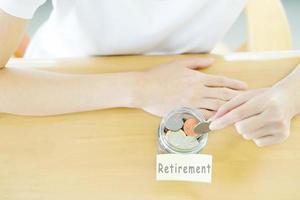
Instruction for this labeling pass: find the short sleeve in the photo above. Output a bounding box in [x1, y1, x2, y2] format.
[0, 0, 47, 19]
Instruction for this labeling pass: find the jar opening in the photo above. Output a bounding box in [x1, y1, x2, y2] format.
[158, 107, 209, 154]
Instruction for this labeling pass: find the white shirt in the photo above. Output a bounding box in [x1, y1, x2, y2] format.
[0, 0, 247, 58]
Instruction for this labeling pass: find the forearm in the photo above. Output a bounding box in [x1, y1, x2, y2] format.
[0, 67, 141, 116]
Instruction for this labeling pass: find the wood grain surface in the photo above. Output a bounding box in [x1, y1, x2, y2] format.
[1, 54, 300, 200]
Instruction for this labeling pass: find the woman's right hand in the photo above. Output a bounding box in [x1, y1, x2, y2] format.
[136, 58, 248, 118]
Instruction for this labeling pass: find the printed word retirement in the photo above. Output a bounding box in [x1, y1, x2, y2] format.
[157, 162, 211, 175]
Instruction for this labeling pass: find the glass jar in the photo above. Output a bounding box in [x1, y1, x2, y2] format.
[158, 107, 208, 154]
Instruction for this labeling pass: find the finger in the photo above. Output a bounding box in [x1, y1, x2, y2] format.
[198, 98, 227, 111]
[234, 111, 269, 136]
[211, 89, 269, 120]
[174, 58, 214, 69]
[203, 87, 240, 101]
[253, 135, 276, 147]
[241, 128, 276, 140]
[204, 75, 248, 90]
[209, 98, 264, 130]
[209, 92, 249, 121]
[198, 109, 216, 120]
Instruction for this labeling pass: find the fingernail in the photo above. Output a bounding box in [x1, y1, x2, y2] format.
[239, 81, 248, 90]
[209, 122, 219, 130]
[208, 115, 216, 121]
[210, 119, 226, 130]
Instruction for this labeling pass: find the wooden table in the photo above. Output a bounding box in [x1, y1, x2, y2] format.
[1, 53, 300, 200]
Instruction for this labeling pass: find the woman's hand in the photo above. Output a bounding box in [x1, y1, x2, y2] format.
[136, 58, 248, 117]
[209, 63, 300, 147]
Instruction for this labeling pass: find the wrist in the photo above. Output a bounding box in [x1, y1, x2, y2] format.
[92, 71, 144, 109]
[125, 71, 145, 109]
[131, 70, 151, 109]
[274, 64, 300, 117]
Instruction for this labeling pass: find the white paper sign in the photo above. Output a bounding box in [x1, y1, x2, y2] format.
[156, 154, 212, 183]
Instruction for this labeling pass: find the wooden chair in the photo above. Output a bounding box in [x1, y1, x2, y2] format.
[214, 0, 293, 54]
[14, 33, 30, 58]
[245, 0, 292, 51]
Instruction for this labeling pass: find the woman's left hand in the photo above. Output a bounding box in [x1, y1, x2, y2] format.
[209, 85, 297, 147]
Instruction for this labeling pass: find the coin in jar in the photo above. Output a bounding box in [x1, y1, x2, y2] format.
[165, 114, 184, 131]
[183, 118, 199, 137]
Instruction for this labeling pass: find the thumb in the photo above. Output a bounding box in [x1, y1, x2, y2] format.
[175, 58, 214, 70]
